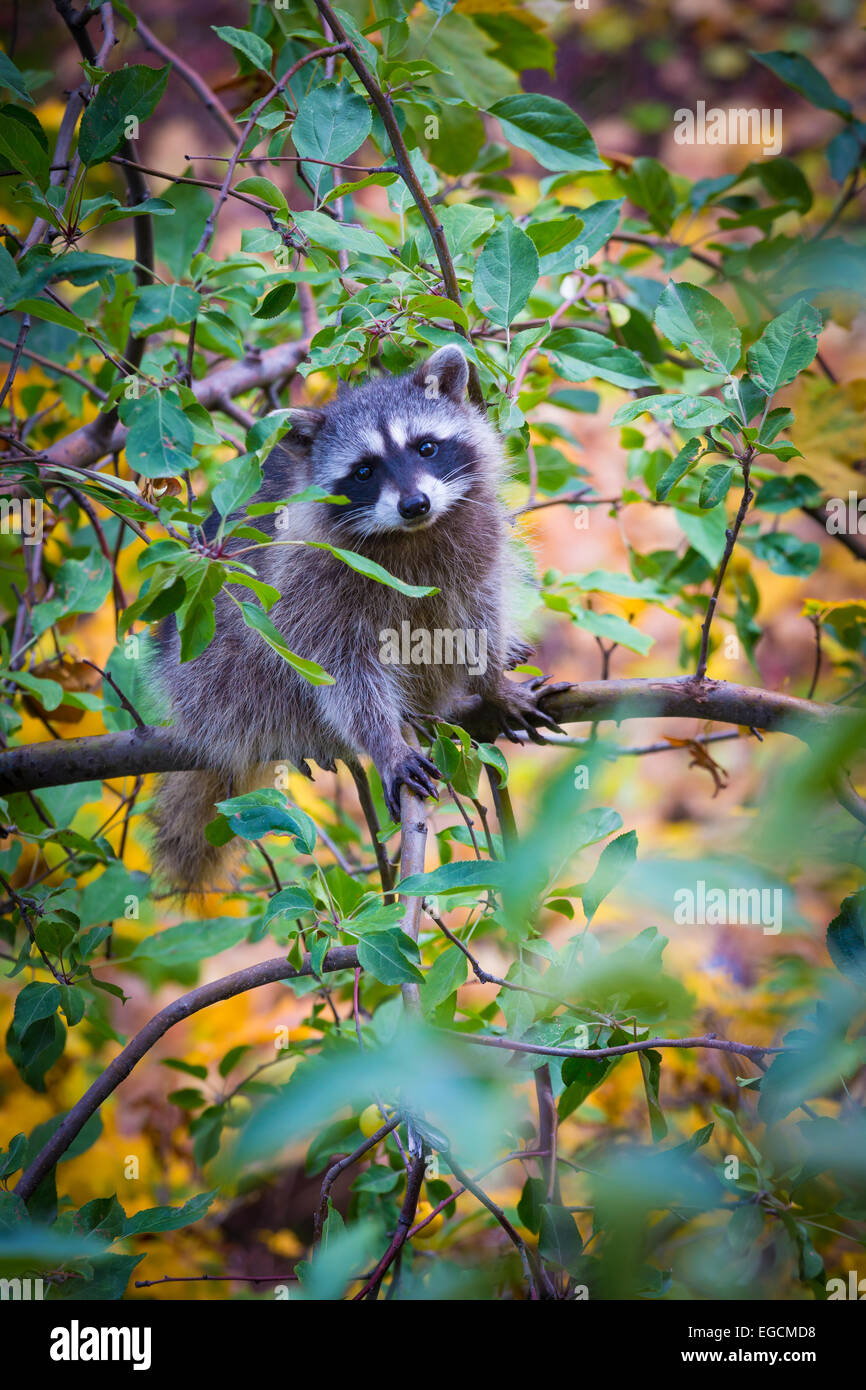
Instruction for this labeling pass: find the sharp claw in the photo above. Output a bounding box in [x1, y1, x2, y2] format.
[410, 779, 438, 801]
[534, 709, 567, 734]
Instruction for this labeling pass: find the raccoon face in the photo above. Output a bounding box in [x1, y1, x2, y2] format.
[289, 347, 499, 541]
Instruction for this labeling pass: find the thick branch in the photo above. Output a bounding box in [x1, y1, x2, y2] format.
[309, 0, 481, 405]
[35, 339, 309, 469]
[458, 1032, 778, 1062]
[13, 945, 359, 1202]
[398, 779, 428, 1014]
[133, 16, 238, 144]
[54, 1, 154, 445]
[0, 678, 853, 794]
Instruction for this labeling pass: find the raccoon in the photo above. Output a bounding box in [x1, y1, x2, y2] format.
[151, 345, 563, 892]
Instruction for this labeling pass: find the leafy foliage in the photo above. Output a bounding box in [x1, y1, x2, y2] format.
[0, 0, 865, 1303]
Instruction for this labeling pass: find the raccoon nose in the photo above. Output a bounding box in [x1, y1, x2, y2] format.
[398, 492, 430, 519]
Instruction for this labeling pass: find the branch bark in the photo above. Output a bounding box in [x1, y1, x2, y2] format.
[309, 0, 482, 405]
[0, 678, 854, 794]
[32, 339, 310, 469]
[13, 944, 359, 1203]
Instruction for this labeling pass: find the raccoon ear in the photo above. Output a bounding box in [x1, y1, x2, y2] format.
[287, 408, 326, 445]
[412, 345, 469, 403]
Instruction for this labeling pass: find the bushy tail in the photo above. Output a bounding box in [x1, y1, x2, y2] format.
[151, 769, 235, 895]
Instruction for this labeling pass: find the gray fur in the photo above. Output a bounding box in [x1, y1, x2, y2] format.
[151, 346, 542, 893]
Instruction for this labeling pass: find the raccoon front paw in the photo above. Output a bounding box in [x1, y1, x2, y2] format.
[490, 675, 571, 744]
[383, 750, 441, 821]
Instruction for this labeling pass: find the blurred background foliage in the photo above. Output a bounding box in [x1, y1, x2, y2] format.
[0, 0, 865, 1301]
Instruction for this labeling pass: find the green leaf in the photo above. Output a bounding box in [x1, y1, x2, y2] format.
[3, 670, 66, 710]
[750, 531, 820, 577]
[699, 463, 734, 509]
[212, 454, 262, 518]
[0, 1134, 27, 1182]
[292, 209, 394, 261]
[237, 601, 335, 684]
[129, 284, 201, 334]
[263, 886, 317, 926]
[0, 49, 33, 103]
[175, 558, 223, 663]
[162, 1059, 209, 1080]
[31, 556, 112, 637]
[78, 66, 169, 166]
[293, 81, 372, 200]
[123, 389, 194, 477]
[477, 743, 508, 785]
[352, 1164, 401, 1194]
[252, 282, 296, 319]
[124, 1189, 217, 1236]
[655, 438, 704, 500]
[654, 281, 741, 374]
[571, 604, 654, 655]
[755, 157, 812, 214]
[826, 891, 866, 989]
[0, 110, 49, 187]
[306, 542, 439, 598]
[13, 982, 60, 1038]
[673, 505, 728, 566]
[216, 789, 317, 853]
[356, 930, 424, 986]
[132, 918, 250, 966]
[544, 328, 652, 389]
[612, 393, 730, 434]
[621, 156, 677, 234]
[154, 178, 214, 279]
[559, 1045, 623, 1120]
[212, 25, 273, 72]
[488, 94, 605, 173]
[398, 861, 506, 896]
[218, 1045, 251, 1078]
[538, 1204, 584, 1274]
[0, 239, 20, 299]
[639, 1048, 667, 1141]
[473, 216, 538, 328]
[746, 299, 822, 395]
[582, 830, 638, 923]
[752, 50, 852, 117]
[167, 1087, 206, 1110]
[570, 197, 623, 262]
[419, 945, 467, 1011]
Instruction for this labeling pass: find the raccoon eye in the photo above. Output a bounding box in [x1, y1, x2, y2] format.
[417, 439, 438, 458]
[353, 460, 376, 481]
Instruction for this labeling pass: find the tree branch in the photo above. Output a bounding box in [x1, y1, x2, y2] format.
[1, 677, 850, 796]
[309, 0, 482, 406]
[133, 15, 239, 145]
[456, 1032, 779, 1063]
[13, 945, 359, 1202]
[32, 339, 309, 469]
